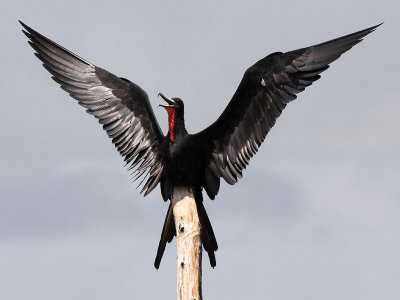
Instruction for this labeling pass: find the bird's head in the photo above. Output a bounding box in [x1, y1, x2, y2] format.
[158, 93, 184, 112]
[158, 93, 185, 142]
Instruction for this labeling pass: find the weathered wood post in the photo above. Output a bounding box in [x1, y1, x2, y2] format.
[171, 186, 202, 300]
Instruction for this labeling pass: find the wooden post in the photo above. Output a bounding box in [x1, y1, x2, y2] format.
[171, 186, 202, 300]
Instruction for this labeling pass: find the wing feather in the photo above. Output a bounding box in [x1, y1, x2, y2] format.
[20, 21, 164, 195]
[193, 24, 381, 188]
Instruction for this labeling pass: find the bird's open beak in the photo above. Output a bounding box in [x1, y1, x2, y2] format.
[158, 93, 178, 109]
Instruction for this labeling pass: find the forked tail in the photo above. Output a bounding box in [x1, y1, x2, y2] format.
[154, 187, 218, 269]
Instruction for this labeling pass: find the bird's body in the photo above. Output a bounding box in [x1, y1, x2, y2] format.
[20, 21, 380, 269]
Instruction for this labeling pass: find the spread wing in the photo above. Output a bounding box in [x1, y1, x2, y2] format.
[193, 24, 381, 187]
[20, 21, 164, 195]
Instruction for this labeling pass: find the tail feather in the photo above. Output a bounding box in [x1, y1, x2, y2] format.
[154, 203, 175, 269]
[154, 187, 218, 269]
[196, 200, 218, 267]
[194, 187, 218, 268]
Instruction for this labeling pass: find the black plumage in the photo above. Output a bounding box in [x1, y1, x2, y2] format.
[20, 21, 380, 269]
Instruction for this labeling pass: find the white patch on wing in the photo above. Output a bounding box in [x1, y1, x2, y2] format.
[261, 78, 266, 87]
[90, 86, 112, 94]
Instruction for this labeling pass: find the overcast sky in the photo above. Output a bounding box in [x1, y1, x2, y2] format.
[1, 1, 399, 299]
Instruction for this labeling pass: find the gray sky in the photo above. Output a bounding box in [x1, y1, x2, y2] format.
[1, 0, 399, 299]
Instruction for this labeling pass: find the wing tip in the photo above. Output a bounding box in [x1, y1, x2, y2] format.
[18, 20, 27, 29]
[19, 20, 95, 68]
[19, 20, 37, 37]
[358, 22, 383, 38]
[370, 22, 384, 31]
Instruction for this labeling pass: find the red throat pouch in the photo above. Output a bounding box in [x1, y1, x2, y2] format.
[166, 108, 175, 142]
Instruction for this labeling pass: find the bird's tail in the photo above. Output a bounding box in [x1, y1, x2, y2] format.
[154, 203, 175, 269]
[154, 188, 218, 269]
[195, 198, 218, 268]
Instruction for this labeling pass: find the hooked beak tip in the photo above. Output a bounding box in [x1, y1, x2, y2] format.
[158, 92, 176, 106]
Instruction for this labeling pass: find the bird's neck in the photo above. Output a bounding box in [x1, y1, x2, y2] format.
[166, 108, 185, 143]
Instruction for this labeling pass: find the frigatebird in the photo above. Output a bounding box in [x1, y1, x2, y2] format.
[20, 21, 380, 269]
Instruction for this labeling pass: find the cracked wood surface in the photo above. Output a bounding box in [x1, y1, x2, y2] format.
[171, 187, 202, 300]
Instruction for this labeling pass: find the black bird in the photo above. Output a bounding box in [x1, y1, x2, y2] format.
[20, 21, 380, 269]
